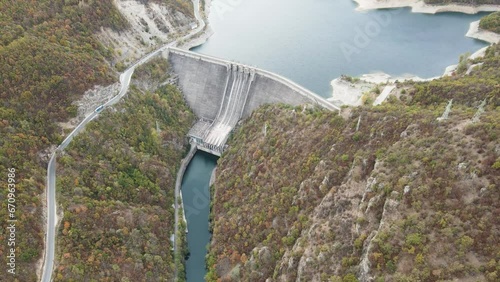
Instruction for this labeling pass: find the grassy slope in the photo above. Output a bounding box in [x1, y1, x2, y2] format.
[207, 44, 500, 282]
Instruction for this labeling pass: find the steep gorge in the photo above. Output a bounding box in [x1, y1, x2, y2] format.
[0, 1, 195, 281]
[207, 44, 500, 282]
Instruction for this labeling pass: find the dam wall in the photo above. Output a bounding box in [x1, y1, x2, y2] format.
[167, 47, 339, 121]
[167, 47, 339, 155]
[168, 51, 228, 120]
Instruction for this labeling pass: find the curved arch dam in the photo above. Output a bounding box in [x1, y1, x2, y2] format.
[167, 47, 338, 156]
[169, 47, 337, 281]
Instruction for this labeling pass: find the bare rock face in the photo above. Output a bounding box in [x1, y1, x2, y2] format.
[98, 0, 195, 63]
[76, 84, 121, 119]
[38, 145, 58, 165]
[55, 83, 120, 139]
[258, 247, 272, 265]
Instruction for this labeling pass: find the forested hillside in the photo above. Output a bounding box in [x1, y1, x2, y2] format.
[480, 11, 500, 33]
[207, 44, 500, 281]
[0, 1, 126, 280]
[54, 58, 194, 280]
[0, 1, 194, 280]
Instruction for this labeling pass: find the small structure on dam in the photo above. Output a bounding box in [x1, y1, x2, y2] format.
[167, 47, 339, 156]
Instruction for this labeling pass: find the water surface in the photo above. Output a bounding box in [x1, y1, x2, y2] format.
[193, 0, 488, 97]
[181, 152, 218, 282]
[184, 1, 489, 280]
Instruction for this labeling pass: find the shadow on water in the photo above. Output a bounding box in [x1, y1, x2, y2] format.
[181, 151, 218, 282]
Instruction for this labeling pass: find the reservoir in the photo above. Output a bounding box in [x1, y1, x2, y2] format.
[181, 152, 218, 282]
[182, 1, 490, 281]
[193, 0, 488, 98]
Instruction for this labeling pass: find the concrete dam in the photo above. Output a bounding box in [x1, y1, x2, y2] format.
[167, 47, 339, 156]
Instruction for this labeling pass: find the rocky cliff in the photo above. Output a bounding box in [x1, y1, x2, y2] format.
[207, 44, 500, 282]
[98, 0, 195, 65]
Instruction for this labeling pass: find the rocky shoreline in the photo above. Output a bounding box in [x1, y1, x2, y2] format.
[180, 0, 214, 50]
[329, 1, 499, 107]
[353, 0, 499, 14]
[466, 20, 500, 44]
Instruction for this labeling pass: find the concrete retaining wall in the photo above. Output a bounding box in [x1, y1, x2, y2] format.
[168, 48, 339, 121]
[174, 143, 197, 241]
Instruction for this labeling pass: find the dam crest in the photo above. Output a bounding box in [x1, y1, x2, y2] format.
[167, 47, 339, 156]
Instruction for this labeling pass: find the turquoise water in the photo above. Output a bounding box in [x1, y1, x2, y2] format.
[181, 152, 218, 281]
[183, 1, 490, 280]
[193, 0, 488, 98]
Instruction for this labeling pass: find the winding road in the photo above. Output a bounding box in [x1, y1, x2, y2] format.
[41, 1, 206, 281]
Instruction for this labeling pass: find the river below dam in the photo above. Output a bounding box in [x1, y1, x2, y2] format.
[181, 152, 218, 282]
[182, 0, 490, 281]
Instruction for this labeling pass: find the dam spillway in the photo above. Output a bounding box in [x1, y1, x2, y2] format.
[167, 47, 339, 156]
[204, 64, 255, 150]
